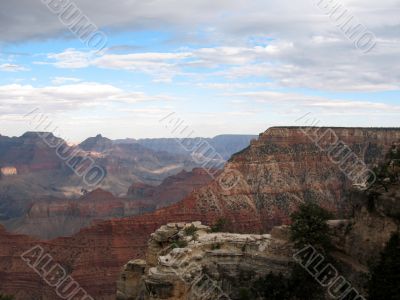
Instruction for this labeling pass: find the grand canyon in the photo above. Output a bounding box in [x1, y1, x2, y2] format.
[1, 1, 399, 299]
[0, 127, 399, 299]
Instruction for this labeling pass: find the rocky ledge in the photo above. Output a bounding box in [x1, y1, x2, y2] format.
[117, 222, 293, 300]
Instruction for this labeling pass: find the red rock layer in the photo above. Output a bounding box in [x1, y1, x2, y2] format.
[0, 127, 400, 299]
[127, 168, 220, 208]
[7, 168, 215, 239]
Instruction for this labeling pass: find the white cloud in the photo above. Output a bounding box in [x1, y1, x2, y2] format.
[0, 82, 173, 114]
[45, 49, 93, 68]
[0, 63, 29, 72]
[41, 32, 400, 92]
[1, 0, 399, 92]
[51, 77, 82, 85]
[226, 90, 400, 114]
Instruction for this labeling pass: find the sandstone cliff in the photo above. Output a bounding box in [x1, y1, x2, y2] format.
[0, 127, 399, 299]
[5, 167, 215, 239]
[127, 168, 219, 209]
[117, 184, 400, 299]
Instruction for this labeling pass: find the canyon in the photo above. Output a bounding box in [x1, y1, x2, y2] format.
[0, 132, 253, 226]
[4, 168, 216, 239]
[116, 142, 400, 299]
[116, 182, 400, 299]
[0, 127, 399, 299]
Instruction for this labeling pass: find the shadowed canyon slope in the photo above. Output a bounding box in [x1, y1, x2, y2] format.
[4, 168, 216, 239]
[0, 132, 252, 223]
[0, 127, 399, 299]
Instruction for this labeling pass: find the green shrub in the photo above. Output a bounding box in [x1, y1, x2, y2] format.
[238, 288, 251, 300]
[211, 243, 221, 250]
[367, 232, 400, 300]
[170, 240, 188, 249]
[210, 218, 232, 232]
[290, 201, 333, 254]
[252, 272, 290, 300]
[184, 224, 198, 238]
[244, 268, 325, 300]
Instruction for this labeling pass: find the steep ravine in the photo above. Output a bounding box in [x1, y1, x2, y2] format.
[0, 127, 399, 299]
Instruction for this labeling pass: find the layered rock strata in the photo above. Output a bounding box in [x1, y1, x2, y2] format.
[117, 222, 293, 300]
[0, 127, 400, 299]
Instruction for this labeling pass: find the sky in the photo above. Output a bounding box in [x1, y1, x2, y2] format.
[0, 0, 399, 142]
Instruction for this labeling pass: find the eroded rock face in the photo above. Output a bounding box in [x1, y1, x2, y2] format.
[337, 186, 400, 268]
[117, 259, 147, 300]
[220, 127, 400, 230]
[0, 127, 399, 299]
[117, 222, 293, 300]
[327, 183, 400, 295]
[5, 188, 153, 239]
[127, 168, 220, 209]
[6, 168, 216, 239]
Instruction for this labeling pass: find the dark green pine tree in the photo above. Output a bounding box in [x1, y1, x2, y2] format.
[290, 201, 333, 254]
[0, 294, 14, 300]
[367, 232, 400, 300]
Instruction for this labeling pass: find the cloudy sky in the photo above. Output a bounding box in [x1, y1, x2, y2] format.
[0, 0, 399, 142]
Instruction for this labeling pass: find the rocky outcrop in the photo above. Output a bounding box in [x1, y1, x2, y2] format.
[336, 187, 399, 266]
[117, 222, 293, 300]
[79, 134, 113, 152]
[0, 167, 17, 176]
[0, 127, 399, 299]
[324, 185, 400, 296]
[118, 185, 400, 299]
[327, 144, 400, 294]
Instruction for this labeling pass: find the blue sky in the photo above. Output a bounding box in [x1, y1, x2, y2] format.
[0, 0, 399, 142]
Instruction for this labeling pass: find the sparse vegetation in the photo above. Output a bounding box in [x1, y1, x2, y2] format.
[0, 294, 14, 300]
[368, 144, 400, 192]
[251, 272, 290, 299]
[211, 243, 221, 250]
[236, 202, 332, 299]
[170, 239, 188, 249]
[210, 218, 232, 232]
[238, 287, 251, 300]
[290, 201, 333, 254]
[289, 202, 334, 299]
[184, 224, 198, 240]
[238, 267, 325, 300]
[367, 232, 400, 300]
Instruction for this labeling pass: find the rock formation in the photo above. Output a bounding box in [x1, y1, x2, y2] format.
[117, 179, 400, 299]
[0, 127, 399, 299]
[117, 222, 293, 300]
[0, 132, 242, 222]
[4, 188, 151, 239]
[127, 168, 220, 209]
[5, 168, 216, 239]
[0, 167, 18, 176]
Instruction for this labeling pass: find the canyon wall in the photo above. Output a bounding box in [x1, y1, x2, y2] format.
[5, 168, 215, 239]
[0, 127, 399, 299]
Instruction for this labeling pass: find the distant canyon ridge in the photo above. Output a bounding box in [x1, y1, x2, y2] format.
[0, 132, 255, 238]
[0, 127, 399, 299]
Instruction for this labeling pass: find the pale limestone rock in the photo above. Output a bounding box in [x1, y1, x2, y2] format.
[117, 259, 147, 300]
[118, 221, 293, 300]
